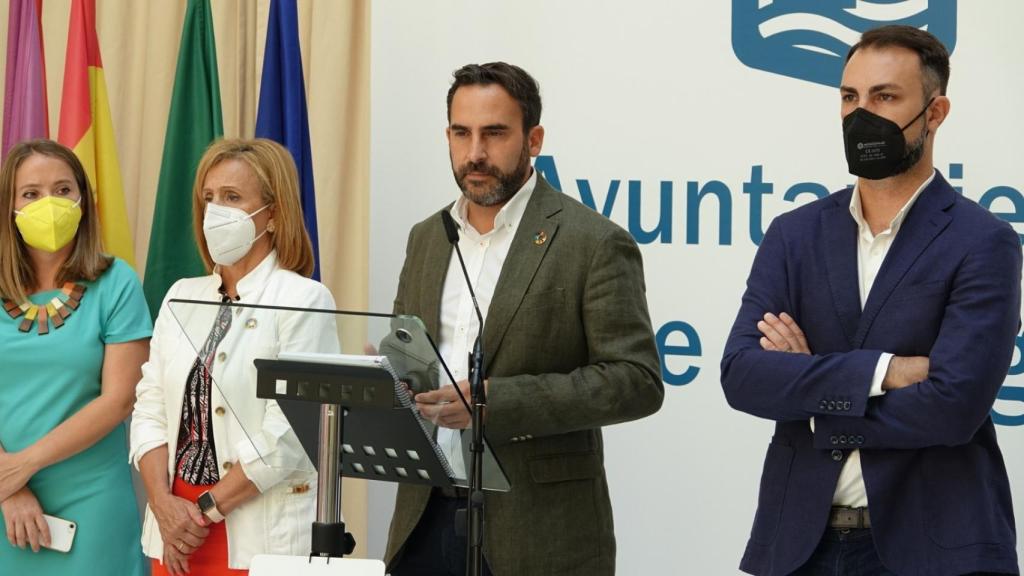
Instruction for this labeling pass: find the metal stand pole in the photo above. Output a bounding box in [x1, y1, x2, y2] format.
[311, 404, 355, 558]
[466, 341, 486, 576]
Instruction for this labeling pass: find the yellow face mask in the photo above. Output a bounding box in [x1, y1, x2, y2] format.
[14, 196, 83, 253]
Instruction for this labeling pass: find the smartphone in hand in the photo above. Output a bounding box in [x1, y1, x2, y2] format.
[41, 514, 76, 553]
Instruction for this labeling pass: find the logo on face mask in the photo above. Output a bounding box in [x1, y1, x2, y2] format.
[202, 203, 270, 266]
[732, 0, 958, 88]
[14, 196, 83, 253]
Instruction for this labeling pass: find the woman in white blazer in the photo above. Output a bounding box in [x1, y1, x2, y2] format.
[130, 139, 338, 575]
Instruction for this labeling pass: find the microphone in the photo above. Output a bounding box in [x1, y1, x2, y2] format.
[440, 211, 483, 329]
[440, 211, 484, 417]
[441, 209, 460, 244]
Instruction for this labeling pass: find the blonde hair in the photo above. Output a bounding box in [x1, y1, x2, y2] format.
[191, 138, 315, 277]
[0, 139, 111, 302]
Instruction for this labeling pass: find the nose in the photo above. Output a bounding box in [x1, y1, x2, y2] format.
[467, 135, 487, 163]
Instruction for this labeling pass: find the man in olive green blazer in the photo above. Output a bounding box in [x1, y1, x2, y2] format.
[385, 62, 663, 576]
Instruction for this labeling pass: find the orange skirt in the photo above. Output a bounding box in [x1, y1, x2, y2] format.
[150, 477, 248, 576]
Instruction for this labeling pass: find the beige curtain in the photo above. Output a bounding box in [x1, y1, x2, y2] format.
[0, 0, 371, 553]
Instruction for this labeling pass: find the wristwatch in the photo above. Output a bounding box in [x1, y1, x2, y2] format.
[197, 490, 225, 523]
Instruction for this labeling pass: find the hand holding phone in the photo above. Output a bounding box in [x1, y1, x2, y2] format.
[41, 514, 76, 553]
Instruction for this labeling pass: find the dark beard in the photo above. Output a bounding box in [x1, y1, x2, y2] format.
[453, 145, 531, 207]
[889, 125, 928, 178]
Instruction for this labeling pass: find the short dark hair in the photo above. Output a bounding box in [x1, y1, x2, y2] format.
[846, 25, 950, 99]
[446, 62, 542, 132]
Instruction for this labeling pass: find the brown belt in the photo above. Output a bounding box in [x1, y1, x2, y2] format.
[829, 506, 871, 529]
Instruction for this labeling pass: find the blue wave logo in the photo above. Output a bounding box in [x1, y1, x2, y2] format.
[732, 0, 958, 87]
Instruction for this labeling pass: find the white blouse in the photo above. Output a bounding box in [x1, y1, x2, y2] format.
[130, 251, 338, 568]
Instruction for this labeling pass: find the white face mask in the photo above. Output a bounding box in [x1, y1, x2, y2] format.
[202, 203, 270, 266]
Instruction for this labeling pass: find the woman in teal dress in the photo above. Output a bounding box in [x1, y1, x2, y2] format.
[0, 139, 151, 574]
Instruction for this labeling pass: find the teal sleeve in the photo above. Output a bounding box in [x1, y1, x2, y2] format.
[99, 258, 154, 344]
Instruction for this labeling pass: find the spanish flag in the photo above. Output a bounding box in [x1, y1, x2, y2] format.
[57, 0, 134, 266]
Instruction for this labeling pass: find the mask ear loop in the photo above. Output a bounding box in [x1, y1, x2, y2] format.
[247, 203, 271, 219]
[249, 203, 276, 245]
[900, 96, 936, 132]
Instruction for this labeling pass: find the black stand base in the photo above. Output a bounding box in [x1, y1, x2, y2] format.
[311, 521, 356, 558]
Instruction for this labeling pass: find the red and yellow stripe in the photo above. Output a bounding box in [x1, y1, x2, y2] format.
[57, 0, 134, 265]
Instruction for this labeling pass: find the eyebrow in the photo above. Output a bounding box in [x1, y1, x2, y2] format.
[16, 179, 74, 190]
[839, 83, 904, 95]
[449, 123, 510, 131]
[202, 185, 242, 194]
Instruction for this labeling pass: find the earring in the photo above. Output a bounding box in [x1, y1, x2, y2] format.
[267, 220, 276, 234]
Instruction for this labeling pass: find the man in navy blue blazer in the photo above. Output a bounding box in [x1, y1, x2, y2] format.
[722, 25, 1021, 576]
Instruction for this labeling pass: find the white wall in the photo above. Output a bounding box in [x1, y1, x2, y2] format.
[368, 2, 1024, 572]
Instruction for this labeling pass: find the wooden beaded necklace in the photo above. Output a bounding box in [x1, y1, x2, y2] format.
[2, 282, 86, 335]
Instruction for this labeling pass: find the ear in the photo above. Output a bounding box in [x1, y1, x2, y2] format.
[927, 95, 950, 133]
[445, 126, 452, 144]
[527, 125, 545, 157]
[266, 204, 276, 233]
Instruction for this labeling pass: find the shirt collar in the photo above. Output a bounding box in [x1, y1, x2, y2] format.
[849, 169, 936, 237]
[451, 168, 538, 237]
[212, 250, 279, 300]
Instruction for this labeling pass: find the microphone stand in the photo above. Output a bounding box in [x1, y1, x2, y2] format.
[441, 211, 487, 576]
[467, 332, 485, 576]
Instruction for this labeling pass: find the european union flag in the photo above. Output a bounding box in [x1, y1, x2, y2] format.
[256, 0, 320, 280]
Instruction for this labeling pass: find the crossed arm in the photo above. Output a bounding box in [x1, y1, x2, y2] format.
[757, 312, 929, 392]
[722, 220, 1021, 450]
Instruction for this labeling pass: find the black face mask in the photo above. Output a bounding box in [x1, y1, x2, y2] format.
[842, 98, 934, 180]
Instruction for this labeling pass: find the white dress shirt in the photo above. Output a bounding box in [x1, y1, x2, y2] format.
[829, 171, 935, 507]
[436, 170, 538, 478]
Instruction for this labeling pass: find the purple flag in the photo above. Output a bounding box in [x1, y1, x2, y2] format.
[3, 0, 49, 160]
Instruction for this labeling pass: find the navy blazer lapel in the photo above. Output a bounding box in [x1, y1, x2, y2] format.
[482, 177, 562, 372]
[822, 189, 862, 348]
[855, 173, 955, 346]
[420, 210, 455, 338]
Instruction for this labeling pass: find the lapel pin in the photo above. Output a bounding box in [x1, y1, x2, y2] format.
[533, 230, 547, 246]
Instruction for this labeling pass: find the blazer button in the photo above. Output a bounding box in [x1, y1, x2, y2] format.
[856, 435, 864, 444]
[215, 406, 226, 416]
[223, 461, 233, 471]
[843, 401, 851, 411]
[217, 352, 227, 362]
[830, 435, 838, 445]
[819, 400, 828, 410]
[839, 435, 847, 444]
[831, 449, 843, 462]
[827, 400, 836, 411]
